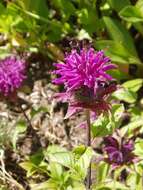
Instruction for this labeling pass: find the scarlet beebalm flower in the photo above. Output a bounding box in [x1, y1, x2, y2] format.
[0, 56, 26, 96]
[53, 48, 117, 118]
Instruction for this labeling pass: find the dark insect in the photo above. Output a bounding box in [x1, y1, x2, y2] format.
[75, 80, 117, 104]
[69, 39, 93, 52]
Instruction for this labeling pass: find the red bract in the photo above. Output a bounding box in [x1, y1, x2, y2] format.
[104, 136, 136, 167]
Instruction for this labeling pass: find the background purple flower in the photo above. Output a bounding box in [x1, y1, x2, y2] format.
[104, 136, 136, 167]
[0, 56, 26, 96]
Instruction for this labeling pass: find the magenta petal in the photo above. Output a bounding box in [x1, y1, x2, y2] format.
[104, 147, 117, 154]
[76, 121, 87, 129]
[98, 71, 113, 80]
[104, 137, 119, 148]
[53, 92, 69, 102]
[102, 64, 117, 71]
[64, 106, 81, 119]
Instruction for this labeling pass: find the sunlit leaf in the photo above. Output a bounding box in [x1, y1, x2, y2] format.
[122, 79, 143, 92]
[112, 88, 137, 103]
[119, 5, 143, 22]
[103, 16, 137, 56]
[95, 40, 141, 65]
[107, 0, 130, 12]
[73, 147, 94, 180]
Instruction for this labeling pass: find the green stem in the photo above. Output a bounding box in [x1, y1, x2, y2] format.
[86, 109, 91, 190]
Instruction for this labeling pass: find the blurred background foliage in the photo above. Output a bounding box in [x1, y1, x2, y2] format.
[0, 0, 142, 70]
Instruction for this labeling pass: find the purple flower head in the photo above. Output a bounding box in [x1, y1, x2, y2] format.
[53, 48, 116, 92]
[0, 56, 26, 96]
[53, 48, 117, 118]
[104, 136, 136, 167]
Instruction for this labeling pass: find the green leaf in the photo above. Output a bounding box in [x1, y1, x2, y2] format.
[49, 162, 63, 180]
[70, 182, 86, 190]
[95, 40, 141, 64]
[107, 0, 130, 12]
[47, 20, 63, 42]
[112, 88, 137, 103]
[73, 147, 94, 180]
[29, 150, 44, 165]
[122, 79, 143, 92]
[45, 145, 74, 168]
[20, 150, 48, 177]
[0, 3, 6, 15]
[0, 48, 11, 59]
[127, 172, 142, 190]
[113, 79, 143, 103]
[121, 117, 143, 136]
[77, 8, 98, 34]
[49, 152, 74, 168]
[91, 114, 113, 137]
[45, 145, 67, 154]
[31, 179, 58, 190]
[96, 162, 109, 183]
[103, 16, 137, 56]
[73, 145, 86, 157]
[51, 0, 76, 20]
[92, 104, 124, 137]
[12, 120, 27, 149]
[16, 0, 49, 19]
[20, 161, 37, 177]
[107, 69, 129, 80]
[134, 138, 143, 158]
[119, 6, 143, 23]
[111, 104, 124, 126]
[94, 181, 129, 190]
